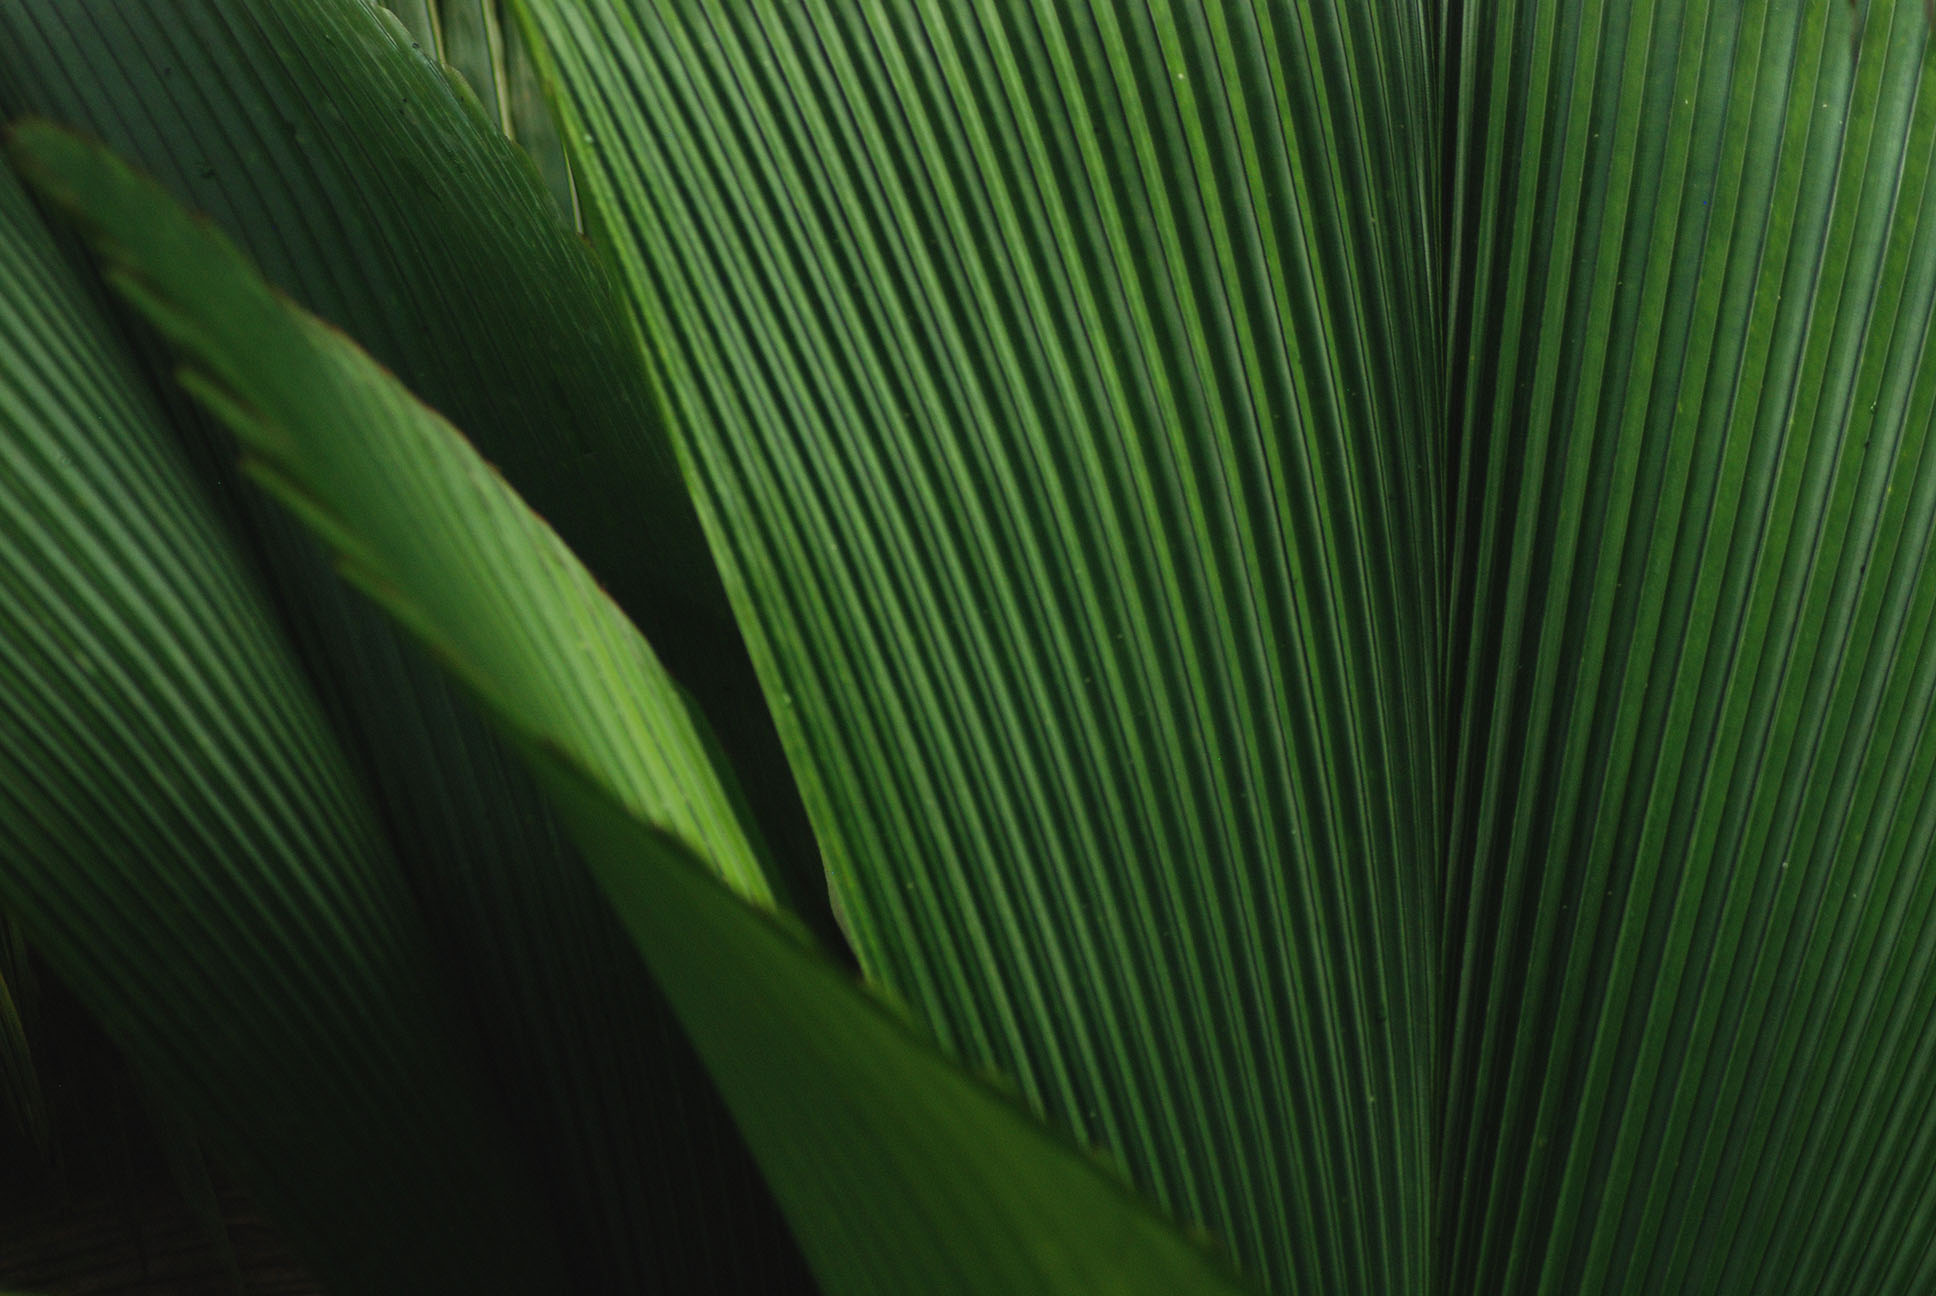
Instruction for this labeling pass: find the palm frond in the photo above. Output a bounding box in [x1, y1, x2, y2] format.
[0, 2, 825, 1284]
[16, 122, 1255, 1296]
[8, 1, 1936, 1293]
[1440, 4, 1936, 1292]
[510, 0, 1444, 1287]
[0, 152, 560, 1296]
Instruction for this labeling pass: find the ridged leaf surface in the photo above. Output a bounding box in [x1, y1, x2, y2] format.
[512, 0, 1445, 1288]
[18, 125, 1254, 1296]
[1441, 4, 1936, 1292]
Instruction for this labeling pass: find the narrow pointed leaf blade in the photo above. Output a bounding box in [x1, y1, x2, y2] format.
[0, 0, 704, 625]
[0, 3, 823, 1283]
[16, 122, 1254, 1296]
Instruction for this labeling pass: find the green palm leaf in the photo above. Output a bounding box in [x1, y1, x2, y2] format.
[0, 153, 560, 1296]
[511, 0, 1443, 1289]
[13, 122, 1251, 1296]
[8, 0, 1936, 1293]
[0, 1, 816, 1286]
[415, 0, 577, 215]
[1441, 4, 1936, 1293]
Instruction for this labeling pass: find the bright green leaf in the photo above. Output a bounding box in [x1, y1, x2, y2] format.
[14, 121, 1256, 1296]
[0, 0, 731, 723]
[9, 124, 778, 914]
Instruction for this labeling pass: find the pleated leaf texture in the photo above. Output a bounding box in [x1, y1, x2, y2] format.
[2, 0, 1936, 1294]
[11, 121, 1252, 1296]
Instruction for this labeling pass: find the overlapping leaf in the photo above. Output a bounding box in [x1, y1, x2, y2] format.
[0, 153, 560, 1296]
[15, 123, 1254, 1296]
[0, 2, 818, 1286]
[10, 2, 1936, 1294]
[511, 0, 1445, 1288]
[404, 0, 576, 216]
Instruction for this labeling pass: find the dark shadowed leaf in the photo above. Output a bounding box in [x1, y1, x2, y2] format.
[0, 1, 823, 1285]
[15, 121, 1257, 1296]
[0, 916, 47, 1157]
[0, 152, 561, 1296]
